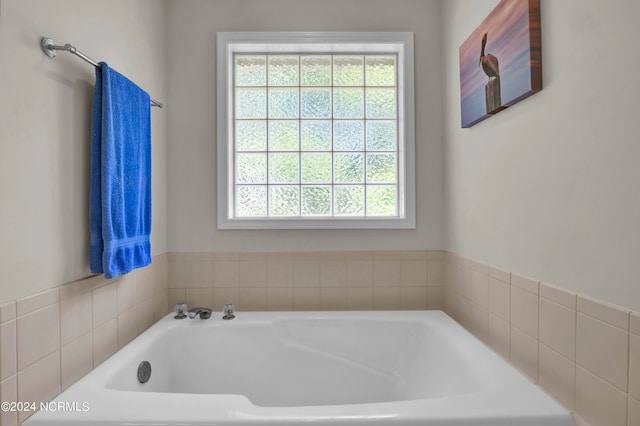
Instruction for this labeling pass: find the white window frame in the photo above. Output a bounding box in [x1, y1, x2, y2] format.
[217, 32, 415, 229]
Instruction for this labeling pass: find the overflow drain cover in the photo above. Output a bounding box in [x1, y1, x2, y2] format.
[137, 361, 152, 383]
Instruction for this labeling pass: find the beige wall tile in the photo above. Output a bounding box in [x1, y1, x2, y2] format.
[540, 282, 577, 309]
[58, 277, 93, 301]
[469, 304, 488, 342]
[629, 333, 640, 400]
[60, 291, 92, 346]
[399, 251, 428, 261]
[489, 277, 510, 321]
[167, 252, 186, 263]
[186, 288, 213, 309]
[117, 308, 138, 349]
[400, 287, 427, 310]
[167, 289, 186, 313]
[266, 288, 293, 311]
[320, 288, 347, 310]
[577, 313, 629, 392]
[443, 289, 458, 319]
[137, 299, 155, 334]
[186, 259, 213, 288]
[578, 295, 630, 331]
[489, 313, 510, 359]
[91, 275, 121, 291]
[448, 252, 470, 267]
[631, 312, 640, 335]
[239, 288, 267, 311]
[427, 260, 444, 286]
[292, 255, 321, 287]
[511, 285, 539, 339]
[426, 250, 445, 260]
[469, 271, 489, 308]
[213, 259, 239, 288]
[0, 301, 16, 324]
[470, 259, 489, 275]
[293, 287, 321, 311]
[427, 287, 444, 310]
[92, 283, 117, 328]
[168, 255, 186, 288]
[17, 350, 60, 423]
[510, 326, 538, 382]
[153, 291, 170, 321]
[61, 332, 93, 390]
[373, 287, 401, 310]
[539, 298, 576, 361]
[576, 366, 627, 426]
[320, 260, 347, 288]
[450, 264, 469, 295]
[17, 304, 60, 370]
[117, 277, 137, 314]
[266, 258, 294, 288]
[346, 288, 374, 310]
[93, 318, 117, 367]
[488, 266, 510, 283]
[373, 260, 401, 287]
[238, 258, 267, 288]
[151, 255, 169, 293]
[456, 297, 473, 331]
[629, 396, 640, 426]
[538, 343, 575, 411]
[347, 260, 373, 288]
[511, 273, 539, 294]
[212, 288, 240, 311]
[117, 275, 138, 309]
[136, 267, 156, 303]
[400, 260, 428, 287]
[212, 252, 240, 262]
[0, 375, 18, 426]
[0, 320, 16, 381]
[186, 252, 214, 262]
[16, 288, 58, 317]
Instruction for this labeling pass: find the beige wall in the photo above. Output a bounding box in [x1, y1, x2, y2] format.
[166, 0, 445, 252]
[0, 0, 169, 304]
[442, 0, 640, 312]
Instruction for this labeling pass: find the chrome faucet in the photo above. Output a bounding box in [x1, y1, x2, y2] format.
[188, 307, 212, 319]
[174, 302, 188, 319]
[223, 304, 235, 320]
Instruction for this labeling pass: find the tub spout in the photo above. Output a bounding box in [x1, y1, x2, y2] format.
[188, 307, 212, 319]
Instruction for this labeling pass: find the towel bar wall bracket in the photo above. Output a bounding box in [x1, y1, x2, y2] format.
[40, 37, 163, 108]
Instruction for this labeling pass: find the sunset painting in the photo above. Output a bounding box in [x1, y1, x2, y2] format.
[459, 0, 541, 128]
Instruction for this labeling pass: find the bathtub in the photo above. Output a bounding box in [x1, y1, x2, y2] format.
[25, 311, 574, 425]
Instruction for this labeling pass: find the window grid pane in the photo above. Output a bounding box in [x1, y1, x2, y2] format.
[234, 53, 398, 218]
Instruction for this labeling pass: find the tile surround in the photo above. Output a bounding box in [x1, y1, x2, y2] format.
[0, 250, 441, 425]
[2, 249, 638, 426]
[166, 251, 444, 312]
[0, 254, 168, 425]
[444, 251, 640, 426]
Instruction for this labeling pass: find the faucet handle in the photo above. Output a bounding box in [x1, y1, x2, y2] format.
[174, 302, 188, 319]
[223, 304, 235, 320]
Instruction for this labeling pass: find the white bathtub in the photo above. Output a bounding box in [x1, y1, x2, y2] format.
[26, 311, 574, 425]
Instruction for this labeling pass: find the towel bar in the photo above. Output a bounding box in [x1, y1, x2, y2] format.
[41, 37, 163, 108]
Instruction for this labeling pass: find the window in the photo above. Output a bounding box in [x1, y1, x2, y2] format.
[217, 32, 415, 229]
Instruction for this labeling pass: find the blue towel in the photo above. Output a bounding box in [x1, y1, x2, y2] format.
[89, 62, 152, 279]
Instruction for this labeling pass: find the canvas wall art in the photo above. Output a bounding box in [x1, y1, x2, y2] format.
[459, 0, 542, 128]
